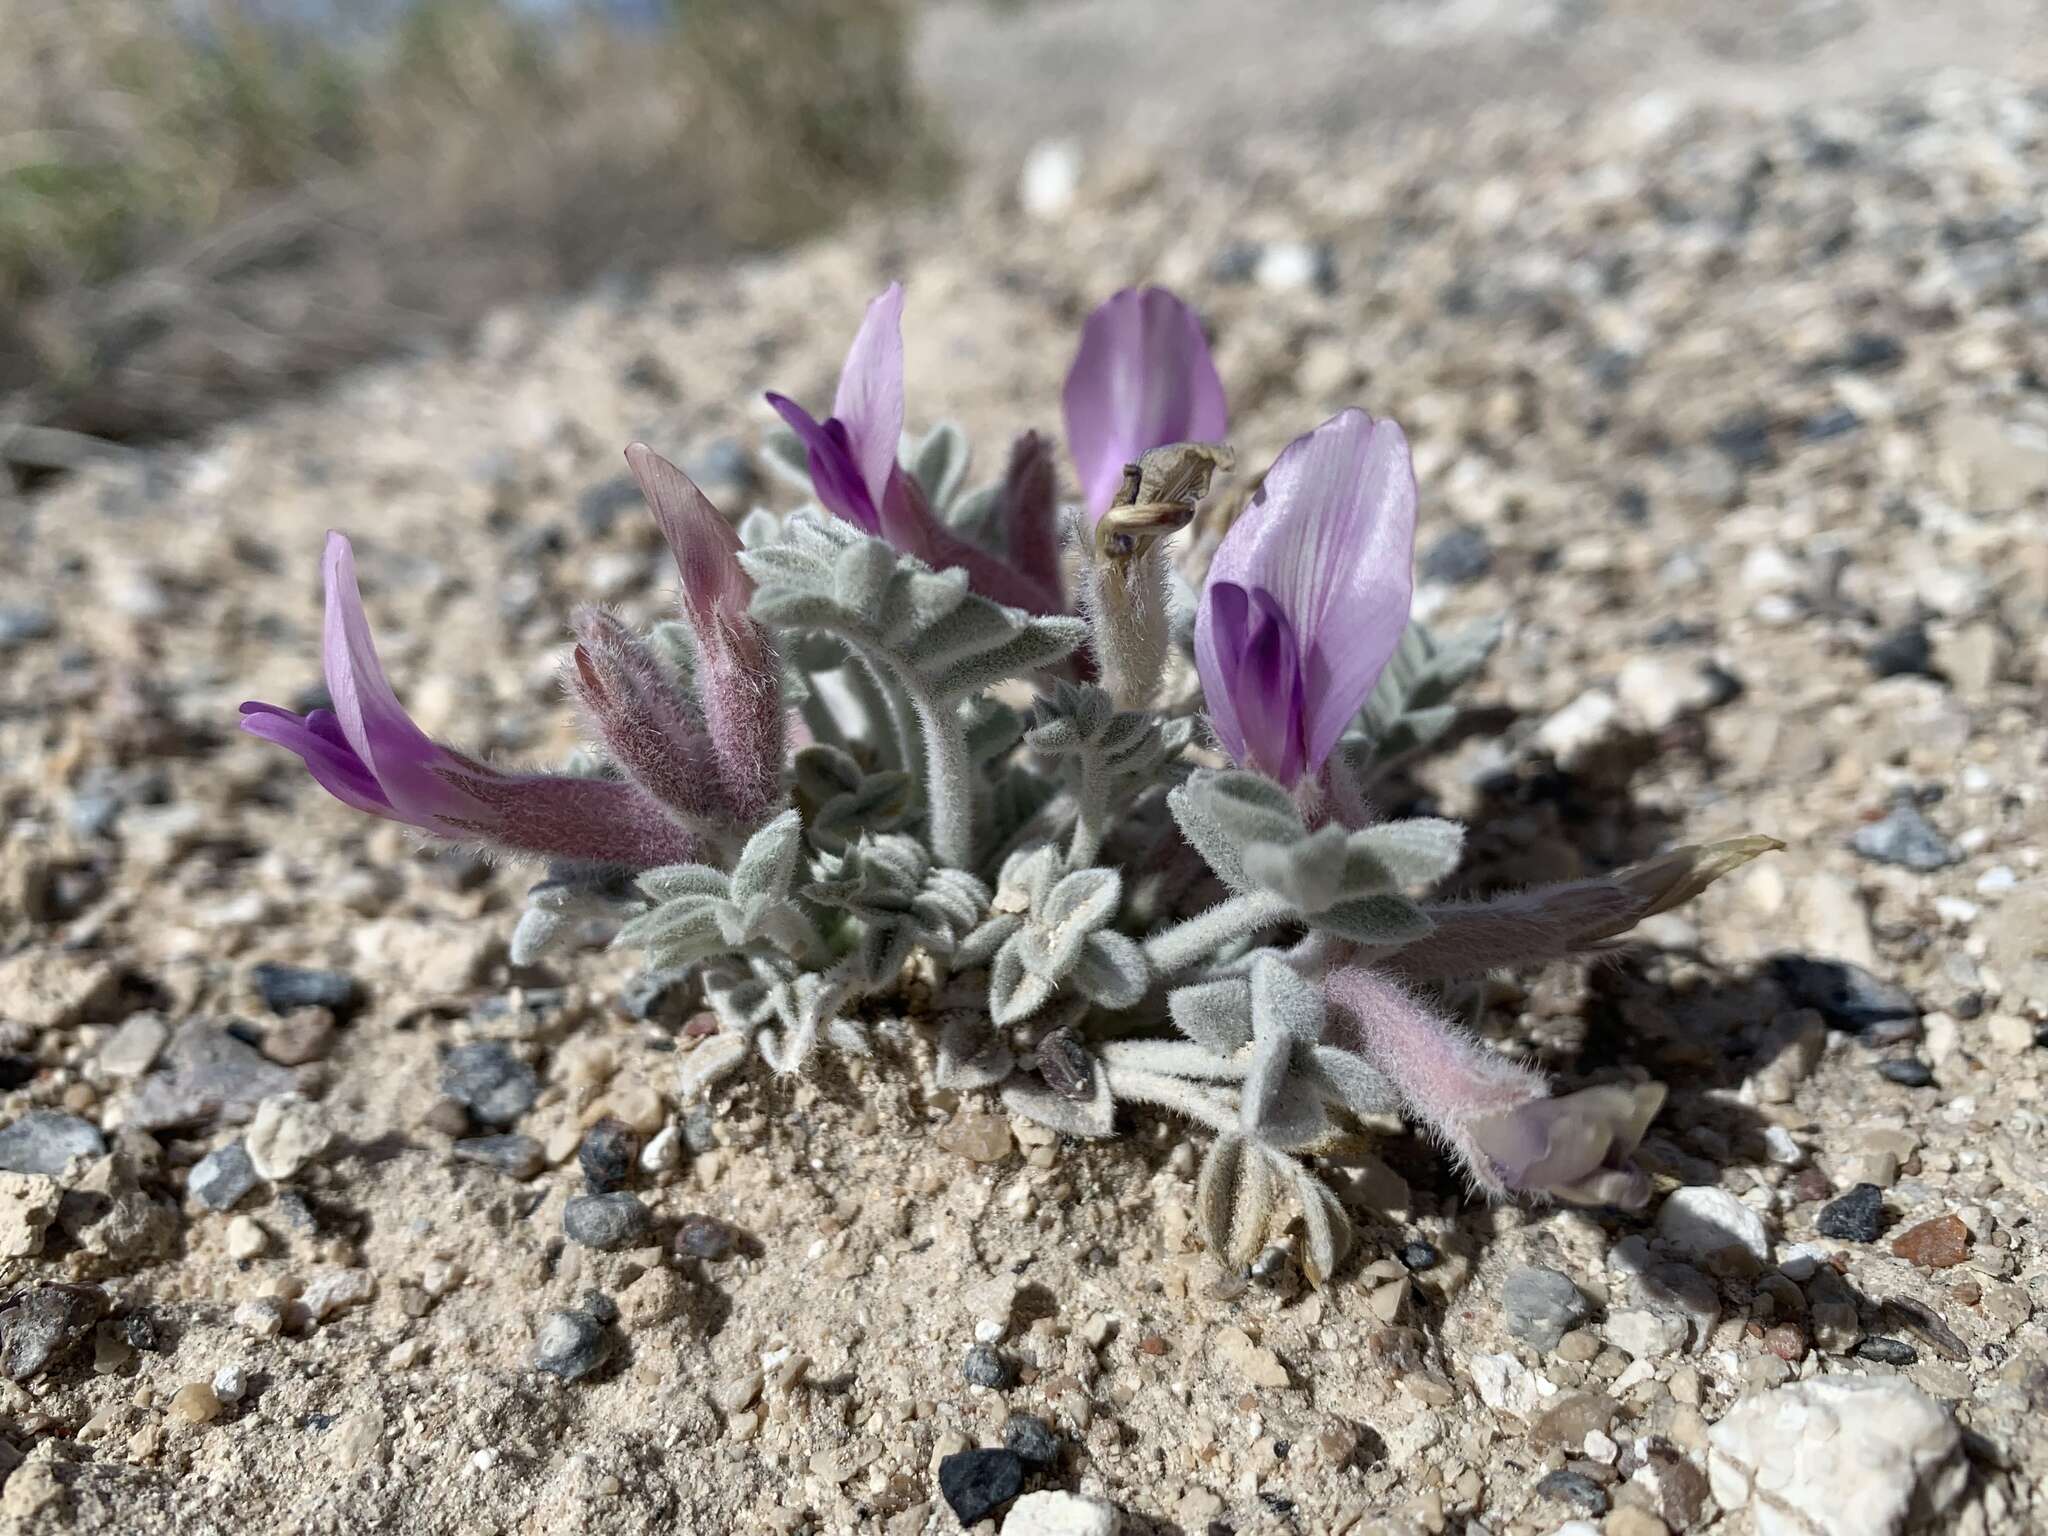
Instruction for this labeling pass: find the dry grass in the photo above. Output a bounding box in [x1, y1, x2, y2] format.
[0, 0, 947, 458]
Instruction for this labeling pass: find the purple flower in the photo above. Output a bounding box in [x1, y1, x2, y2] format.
[1466, 1084, 1667, 1208]
[766, 284, 1061, 614]
[1193, 409, 1416, 787]
[240, 533, 697, 869]
[1062, 286, 1229, 522]
[1322, 966, 1662, 1208]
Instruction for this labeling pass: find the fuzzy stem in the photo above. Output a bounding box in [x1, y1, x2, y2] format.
[1067, 756, 1107, 869]
[1142, 891, 1296, 976]
[847, 657, 918, 775]
[900, 675, 973, 869]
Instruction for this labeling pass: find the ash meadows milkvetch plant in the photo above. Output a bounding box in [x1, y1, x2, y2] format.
[242, 282, 1780, 1281]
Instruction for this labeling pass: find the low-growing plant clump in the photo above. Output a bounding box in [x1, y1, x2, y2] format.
[242, 282, 1776, 1281]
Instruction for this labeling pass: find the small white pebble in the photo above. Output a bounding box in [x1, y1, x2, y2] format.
[1933, 896, 1980, 927]
[421, 1260, 464, 1298]
[1584, 1429, 1618, 1464]
[225, 1216, 268, 1261]
[640, 1123, 681, 1173]
[471, 1448, 499, 1474]
[1762, 1125, 1805, 1167]
[211, 1365, 247, 1404]
[1975, 865, 2016, 894]
[973, 1318, 1006, 1345]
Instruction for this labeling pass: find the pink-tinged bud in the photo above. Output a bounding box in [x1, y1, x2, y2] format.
[1321, 965, 1661, 1208]
[998, 430, 1062, 609]
[1388, 836, 1784, 982]
[625, 444, 787, 827]
[568, 606, 721, 827]
[240, 532, 695, 869]
[625, 442, 750, 632]
[1194, 410, 1416, 788]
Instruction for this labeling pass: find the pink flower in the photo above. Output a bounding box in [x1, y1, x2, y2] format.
[240, 533, 697, 869]
[1194, 409, 1416, 787]
[1321, 965, 1662, 1208]
[1062, 286, 1229, 522]
[766, 284, 1061, 614]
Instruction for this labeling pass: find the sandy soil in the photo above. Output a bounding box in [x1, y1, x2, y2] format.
[1, 5, 2046, 1534]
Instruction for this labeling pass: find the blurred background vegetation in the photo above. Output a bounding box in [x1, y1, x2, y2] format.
[0, 0, 947, 458]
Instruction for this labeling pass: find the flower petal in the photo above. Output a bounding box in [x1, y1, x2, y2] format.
[319, 532, 471, 823]
[764, 393, 882, 534]
[625, 443, 750, 628]
[238, 703, 392, 817]
[1206, 409, 1415, 773]
[831, 282, 907, 509]
[1063, 286, 1229, 520]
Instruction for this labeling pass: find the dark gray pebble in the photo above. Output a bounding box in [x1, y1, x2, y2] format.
[562, 1193, 651, 1251]
[937, 1448, 1025, 1526]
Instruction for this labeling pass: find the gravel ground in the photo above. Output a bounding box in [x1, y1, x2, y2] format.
[2, 33, 2047, 1536]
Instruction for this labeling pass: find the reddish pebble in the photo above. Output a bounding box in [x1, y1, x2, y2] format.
[1137, 1335, 1169, 1357]
[1950, 1278, 1983, 1306]
[1764, 1323, 1806, 1362]
[1890, 1214, 1970, 1269]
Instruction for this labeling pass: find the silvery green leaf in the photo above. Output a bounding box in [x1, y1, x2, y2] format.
[637, 863, 732, 903]
[825, 1016, 871, 1055]
[945, 480, 1004, 547]
[754, 969, 850, 1075]
[913, 868, 990, 946]
[1373, 704, 1459, 760]
[760, 424, 815, 493]
[1242, 1065, 1331, 1152]
[927, 617, 1089, 703]
[1024, 715, 1081, 754]
[1168, 977, 1253, 1055]
[1169, 770, 1305, 893]
[811, 774, 917, 854]
[743, 517, 1083, 707]
[963, 698, 1024, 769]
[1355, 616, 1500, 751]
[1341, 818, 1466, 893]
[1241, 825, 1350, 914]
[1305, 1046, 1401, 1117]
[1043, 867, 1121, 932]
[614, 894, 730, 961]
[935, 1009, 1013, 1090]
[954, 913, 1022, 969]
[989, 940, 1055, 1025]
[1001, 1071, 1116, 1139]
[1293, 1166, 1352, 1287]
[909, 421, 971, 513]
[1311, 893, 1435, 947]
[645, 620, 699, 685]
[995, 844, 1060, 913]
[856, 922, 916, 988]
[737, 506, 784, 548]
[1197, 1132, 1280, 1268]
[793, 743, 863, 802]
[981, 768, 1060, 865]
[728, 810, 803, 904]
[509, 905, 573, 966]
[832, 538, 897, 626]
[1070, 929, 1148, 1010]
[1249, 954, 1325, 1046]
[1097, 1036, 1242, 1081]
[696, 966, 774, 1040]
